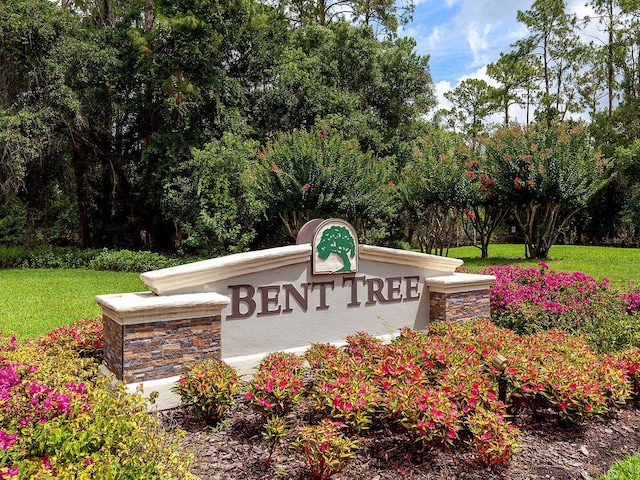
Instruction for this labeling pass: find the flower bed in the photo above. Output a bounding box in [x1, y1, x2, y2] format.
[484, 263, 640, 352]
[0, 319, 197, 479]
[5, 264, 640, 478]
[175, 320, 640, 478]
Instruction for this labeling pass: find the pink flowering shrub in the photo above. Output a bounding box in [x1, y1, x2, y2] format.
[484, 263, 610, 329]
[484, 263, 640, 352]
[620, 281, 640, 312]
[0, 332, 197, 479]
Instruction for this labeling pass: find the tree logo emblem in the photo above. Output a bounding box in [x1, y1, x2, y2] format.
[312, 219, 358, 274]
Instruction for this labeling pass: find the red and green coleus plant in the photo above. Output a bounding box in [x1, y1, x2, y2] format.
[245, 352, 306, 417]
[310, 359, 380, 433]
[291, 419, 358, 480]
[500, 330, 630, 418]
[466, 404, 520, 467]
[261, 416, 288, 466]
[385, 383, 462, 448]
[173, 359, 242, 422]
[37, 318, 104, 359]
[304, 342, 348, 373]
[613, 348, 640, 397]
[343, 331, 384, 364]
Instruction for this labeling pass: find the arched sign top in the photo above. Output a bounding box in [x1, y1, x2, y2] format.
[310, 219, 359, 274]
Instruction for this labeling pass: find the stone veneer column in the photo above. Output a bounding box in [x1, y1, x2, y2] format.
[424, 273, 495, 324]
[96, 292, 230, 384]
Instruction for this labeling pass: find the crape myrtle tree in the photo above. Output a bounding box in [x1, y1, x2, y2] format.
[460, 148, 511, 259]
[479, 121, 612, 259]
[257, 129, 397, 244]
[398, 126, 475, 255]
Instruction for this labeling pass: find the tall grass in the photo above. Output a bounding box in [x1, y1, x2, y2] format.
[0, 269, 143, 338]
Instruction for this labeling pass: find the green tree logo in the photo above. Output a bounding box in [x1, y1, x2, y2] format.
[316, 225, 356, 273]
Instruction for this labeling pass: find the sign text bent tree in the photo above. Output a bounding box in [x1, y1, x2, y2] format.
[96, 219, 494, 409]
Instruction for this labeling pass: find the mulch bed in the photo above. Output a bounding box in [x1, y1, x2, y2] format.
[161, 398, 640, 480]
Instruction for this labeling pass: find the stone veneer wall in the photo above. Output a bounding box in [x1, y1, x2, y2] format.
[103, 315, 124, 380]
[103, 315, 221, 384]
[429, 289, 491, 323]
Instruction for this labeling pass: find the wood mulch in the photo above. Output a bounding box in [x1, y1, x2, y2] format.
[160, 397, 640, 480]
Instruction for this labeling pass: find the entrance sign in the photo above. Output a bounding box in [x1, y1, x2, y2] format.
[96, 219, 495, 409]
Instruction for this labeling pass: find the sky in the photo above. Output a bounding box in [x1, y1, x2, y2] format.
[401, 0, 597, 116]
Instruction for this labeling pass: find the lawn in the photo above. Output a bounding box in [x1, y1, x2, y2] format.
[448, 244, 640, 289]
[0, 269, 144, 338]
[2, 244, 640, 339]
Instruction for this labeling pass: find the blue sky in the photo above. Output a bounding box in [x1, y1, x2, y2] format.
[402, 0, 596, 114]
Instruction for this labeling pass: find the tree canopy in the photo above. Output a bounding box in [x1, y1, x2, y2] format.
[2, 0, 640, 259]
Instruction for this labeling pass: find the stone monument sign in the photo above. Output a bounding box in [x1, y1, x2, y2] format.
[96, 219, 494, 409]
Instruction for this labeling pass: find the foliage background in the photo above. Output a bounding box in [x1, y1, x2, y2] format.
[2, 0, 640, 259]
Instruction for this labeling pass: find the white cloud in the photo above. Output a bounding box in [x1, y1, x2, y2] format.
[427, 26, 442, 49]
[466, 23, 493, 67]
[410, 0, 606, 122]
[408, 0, 532, 83]
[434, 80, 454, 112]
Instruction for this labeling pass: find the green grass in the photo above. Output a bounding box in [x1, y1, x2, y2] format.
[3, 244, 640, 338]
[0, 269, 144, 338]
[447, 244, 640, 289]
[598, 455, 640, 480]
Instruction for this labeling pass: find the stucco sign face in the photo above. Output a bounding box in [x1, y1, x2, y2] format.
[134, 218, 482, 362]
[312, 219, 358, 274]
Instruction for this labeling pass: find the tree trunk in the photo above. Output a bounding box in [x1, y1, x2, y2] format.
[72, 144, 92, 247]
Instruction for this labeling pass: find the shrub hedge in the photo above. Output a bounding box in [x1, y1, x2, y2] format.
[0, 246, 194, 272]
